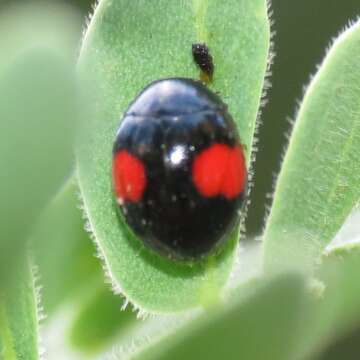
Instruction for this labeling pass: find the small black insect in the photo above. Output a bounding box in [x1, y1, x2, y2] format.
[192, 43, 214, 83]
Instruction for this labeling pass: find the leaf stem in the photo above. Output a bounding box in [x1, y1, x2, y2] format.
[193, 0, 209, 42]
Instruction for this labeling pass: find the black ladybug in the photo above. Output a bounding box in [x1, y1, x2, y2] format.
[112, 78, 247, 260]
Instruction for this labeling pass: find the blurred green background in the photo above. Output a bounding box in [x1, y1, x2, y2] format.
[248, 0, 360, 236]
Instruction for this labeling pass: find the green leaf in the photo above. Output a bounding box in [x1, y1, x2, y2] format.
[77, 0, 270, 312]
[263, 20, 360, 274]
[127, 274, 305, 360]
[0, 257, 40, 360]
[320, 244, 360, 337]
[0, 3, 81, 286]
[293, 243, 360, 360]
[68, 283, 137, 355]
[31, 179, 99, 315]
[330, 206, 360, 248]
[32, 178, 138, 356]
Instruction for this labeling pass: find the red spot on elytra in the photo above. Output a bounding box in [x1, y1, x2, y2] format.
[113, 150, 146, 202]
[192, 144, 246, 199]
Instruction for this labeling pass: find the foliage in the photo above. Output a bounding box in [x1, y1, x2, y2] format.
[1, 1, 360, 359]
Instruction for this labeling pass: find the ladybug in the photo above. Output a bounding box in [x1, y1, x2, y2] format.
[112, 78, 247, 260]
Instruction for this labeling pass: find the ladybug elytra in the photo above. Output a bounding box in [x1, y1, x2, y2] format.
[113, 78, 247, 260]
